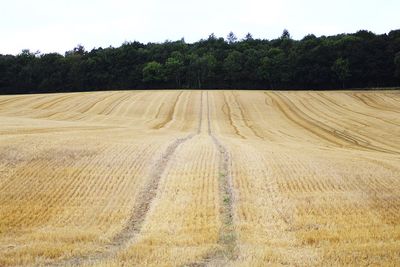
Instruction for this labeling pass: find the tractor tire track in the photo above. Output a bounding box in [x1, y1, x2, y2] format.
[208, 91, 238, 265]
[153, 91, 183, 129]
[268, 92, 398, 155]
[231, 91, 265, 140]
[186, 91, 237, 266]
[46, 92, 202, 267]
[353, 93, 400, 114]
[316, 93, 400, 127]
[299, 94, 400, 152]
[221, 92, 246, 139]
[32, 94, 75, 110]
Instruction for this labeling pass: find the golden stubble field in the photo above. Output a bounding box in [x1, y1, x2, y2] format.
[0, 90, 399, 266]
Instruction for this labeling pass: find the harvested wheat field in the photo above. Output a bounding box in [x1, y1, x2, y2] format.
[0, 90, 399, 266]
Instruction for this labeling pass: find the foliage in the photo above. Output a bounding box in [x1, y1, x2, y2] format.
[142, 61, 164, 83]
[1, 29, 400, 94]
[395, 52, 400, 78]
[332, 58, 351, 88]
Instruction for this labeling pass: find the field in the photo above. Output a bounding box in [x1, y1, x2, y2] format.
[0, 90, 399, 266]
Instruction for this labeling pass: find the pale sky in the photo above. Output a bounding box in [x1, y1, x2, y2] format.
[1, 0, 399, 55]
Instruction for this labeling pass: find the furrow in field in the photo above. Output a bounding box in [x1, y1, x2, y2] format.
[353, 92, 400, 114]
[49, 91, 201, 266]
[1, 90, 400, 266]
[267, 92, 347, 147]
[32, 94, 76, 110]
[206, 91, 238, 265]
[0, 96, 25, 106]
[181, 91, 238, 267]
[230, 91, 265, 140]
[0, 94, 49, 113]
[98, 93, 132, 116]
[107, 134, 219, 266]
[0, 126, 112, 136]
[316, 93, 400, 127]
[24, 94, 85, 120]
[292, 94, 400, 154]
[124, 92, 155, 119]
[269, 92, 398, 154]
[76, 92, 121, 114]
[52, 145, 144, 223]
[225, 141, 320, 266]
[220, 92, 246, 139]
[0, 144, 108, 230]
[153, 91, 183, 129]
[112, 93, 140, 118]
[145, 94, 168, 124]
[45, 140, 184, 266]
[296, 93, 400, 152]
[233, 92, 276, 141]
[110, 134, 195, 243]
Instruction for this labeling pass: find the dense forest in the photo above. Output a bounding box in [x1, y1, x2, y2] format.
[1, 29, 400, 94]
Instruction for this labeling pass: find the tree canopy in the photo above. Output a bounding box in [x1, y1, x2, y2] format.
[1, 29, 399, 94]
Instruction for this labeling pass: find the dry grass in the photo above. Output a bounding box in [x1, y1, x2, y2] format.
[0, 90, 399, 266]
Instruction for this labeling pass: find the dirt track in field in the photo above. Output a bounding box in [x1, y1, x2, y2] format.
[0, 90, 399, 266]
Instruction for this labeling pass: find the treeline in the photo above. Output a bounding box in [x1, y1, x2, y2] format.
[1, 29, 400, 94]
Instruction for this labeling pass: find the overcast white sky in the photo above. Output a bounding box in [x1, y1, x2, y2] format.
[1, 0, 399, 55]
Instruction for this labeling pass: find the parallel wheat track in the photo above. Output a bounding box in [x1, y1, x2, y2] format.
[153, 91, 183, 129]
[2, 90, 400, 266]
[230, 92, 264, 140]
[47, 91, 200, 267]
[186, 91, 237, 266]
[208, 92, 238, 264]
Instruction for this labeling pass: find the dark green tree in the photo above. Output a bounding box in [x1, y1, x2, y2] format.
[395, 52, 400, 80]
[243, 49, 262, 84]
[187, 53, 217, 88]
[260, 48, 286, 89]
[165, 52, 184, 87]
[1, 29, 400, 93]
[142, 61, 164, 84]
[332, 57, 351, 88]
[223, 50, 243, 86]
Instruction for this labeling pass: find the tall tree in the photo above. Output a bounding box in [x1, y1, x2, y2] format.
[187, 53, 217, 88]
[281, 29, 291, 39]
[260, 48, 286, 89]
[227, 32, 238, 44]
[165, 52, 184, 87]
[243, 49, 262, 84]
[223, 50, 243, 86]
[332, 57, 351, 88]
[142, 61, 164, 84]
[395, 52, 400, 80]
[244, 33, 253, 41]
[1, 29, 400, 93]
